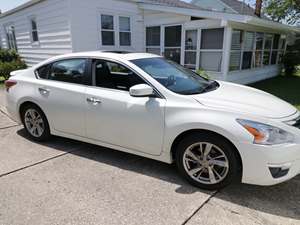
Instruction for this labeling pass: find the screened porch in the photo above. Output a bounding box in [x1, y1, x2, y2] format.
[144, 19, 287, 83]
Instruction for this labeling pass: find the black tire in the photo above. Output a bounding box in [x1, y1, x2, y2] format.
[175, 133, 241, 190]
[21, 104, 51, 142]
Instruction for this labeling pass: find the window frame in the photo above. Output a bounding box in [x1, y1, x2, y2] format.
[101, 14, 115, 46]
[119, 16, 131, 46]
[99, 13, 132, 48]
[35, 58, 92, 86]
[4, 23, 18, 51]
[29, 17, 39, 44]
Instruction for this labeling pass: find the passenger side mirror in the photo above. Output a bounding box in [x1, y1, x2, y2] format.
[129, 84, 154, 97]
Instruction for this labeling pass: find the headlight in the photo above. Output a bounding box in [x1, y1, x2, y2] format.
[237, 119, 294, 145]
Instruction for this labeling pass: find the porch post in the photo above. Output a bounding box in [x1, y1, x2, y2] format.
[221, 25, 232, 81]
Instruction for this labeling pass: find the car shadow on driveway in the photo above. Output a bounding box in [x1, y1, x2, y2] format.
[17, 128, 300, 220]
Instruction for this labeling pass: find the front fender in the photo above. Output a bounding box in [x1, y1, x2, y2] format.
[163, 108, 254, 157]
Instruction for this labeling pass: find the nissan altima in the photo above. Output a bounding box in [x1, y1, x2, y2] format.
[4, 52, 300, 190]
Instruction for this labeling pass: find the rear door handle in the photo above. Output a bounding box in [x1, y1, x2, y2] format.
[38, 87, 50, 95]
[87, 97, 102, 105]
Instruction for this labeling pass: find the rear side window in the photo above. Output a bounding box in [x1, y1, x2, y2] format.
[36, 65, 50, 79]
[49, 59, 89, 85]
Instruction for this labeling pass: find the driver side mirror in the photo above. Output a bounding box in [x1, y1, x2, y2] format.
[129, 84, 154, 97]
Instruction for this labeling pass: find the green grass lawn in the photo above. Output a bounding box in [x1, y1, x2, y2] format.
[251, 70, 300, 110]
[0, 76, 4, 89]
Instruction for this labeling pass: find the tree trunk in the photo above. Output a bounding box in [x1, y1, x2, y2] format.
[255, 0, 262, 17]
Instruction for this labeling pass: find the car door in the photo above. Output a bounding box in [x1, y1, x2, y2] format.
[85, 59, 166, 156]
[35, 58, 91, 137]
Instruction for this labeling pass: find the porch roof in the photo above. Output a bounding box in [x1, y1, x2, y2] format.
[138, 0, 300, 34]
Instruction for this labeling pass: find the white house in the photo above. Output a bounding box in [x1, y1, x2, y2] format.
[0, 0, 299, 84]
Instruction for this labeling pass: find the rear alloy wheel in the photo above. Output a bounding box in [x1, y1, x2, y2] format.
[175, 134, 241, 190]
[21, 104, 51, 142]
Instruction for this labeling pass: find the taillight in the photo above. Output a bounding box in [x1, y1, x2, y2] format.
[4, 80, 17, 92]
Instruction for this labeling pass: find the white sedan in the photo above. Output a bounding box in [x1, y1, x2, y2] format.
[4, 52, 300, 190]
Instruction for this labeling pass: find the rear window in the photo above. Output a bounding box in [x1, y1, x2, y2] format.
[35, 65, 50, 79]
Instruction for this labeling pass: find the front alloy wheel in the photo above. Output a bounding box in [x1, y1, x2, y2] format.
[176, 133, 241, 190]
[183, 142, 230, 185]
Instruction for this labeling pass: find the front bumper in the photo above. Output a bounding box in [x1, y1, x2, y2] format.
[236, 141, 300, 186]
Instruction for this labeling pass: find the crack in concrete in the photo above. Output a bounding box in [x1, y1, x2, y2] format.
[0, 149, 79, 179]
[0, 124, 21, 130]
[181, 190, 218, 225]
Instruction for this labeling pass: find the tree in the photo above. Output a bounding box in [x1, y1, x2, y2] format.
[263, 0, 300, 25]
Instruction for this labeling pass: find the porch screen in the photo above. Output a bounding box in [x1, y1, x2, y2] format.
[199, 28, 224, 72]
[146, 26, 161, 55]
[230, 30, 284, 71]
[184, 30, 198, 70]
[164, 25, 182, 64]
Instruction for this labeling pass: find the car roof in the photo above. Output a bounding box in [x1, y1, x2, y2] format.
[46, 51, 161, 62]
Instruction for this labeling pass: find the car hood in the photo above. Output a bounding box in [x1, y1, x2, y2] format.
[192, 81, 297, 119]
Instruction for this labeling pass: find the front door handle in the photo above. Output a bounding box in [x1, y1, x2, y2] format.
[38, 87, 50, 95]
[87, 97, 102, 105]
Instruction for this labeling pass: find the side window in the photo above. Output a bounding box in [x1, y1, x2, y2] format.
[94, 60, 145, 91]
[49, 59, 89, 85]
[36, 64, 50, 79]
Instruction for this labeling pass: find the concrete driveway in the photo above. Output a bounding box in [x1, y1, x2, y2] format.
[0, 88, 299, 225]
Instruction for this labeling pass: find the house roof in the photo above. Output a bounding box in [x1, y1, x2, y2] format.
[1, 0, 299, 34]
[0, 0, 45, 18]
[137, 0, 204, 10]
[139, 0, 300, 33]
[220, 0, 256, 16]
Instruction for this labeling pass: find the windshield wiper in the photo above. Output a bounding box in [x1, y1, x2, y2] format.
[200, 81, 219, 93]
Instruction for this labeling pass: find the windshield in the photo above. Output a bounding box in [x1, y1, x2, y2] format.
[130, 57, 219, 95]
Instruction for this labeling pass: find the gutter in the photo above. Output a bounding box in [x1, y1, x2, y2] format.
[0, 0, 45, 18]
[246, 16, 300, 33]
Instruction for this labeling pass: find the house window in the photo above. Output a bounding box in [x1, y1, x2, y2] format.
[30, 18, 39, 42]
[5, 25, 17, 51]
[101, 14, 115, 46]
[119, 16, 131, 46]
[199, 28, 224, 72]
[146, 26, 161, 55]
[184, 30, 198, 70]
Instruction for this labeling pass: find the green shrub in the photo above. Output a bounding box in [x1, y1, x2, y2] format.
[0, 59, 27, 80]
[196, 68, 211, 79]
[0, 49, 27, 80]
[0, 49, 20, 63]
[283, 51, 300, 76]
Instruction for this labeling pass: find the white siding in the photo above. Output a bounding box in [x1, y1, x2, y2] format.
[227, 65, 281, 84]
[144, 12, 190, 27]
[70, 0, 144, 52]
[0, 0, 72, 66]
